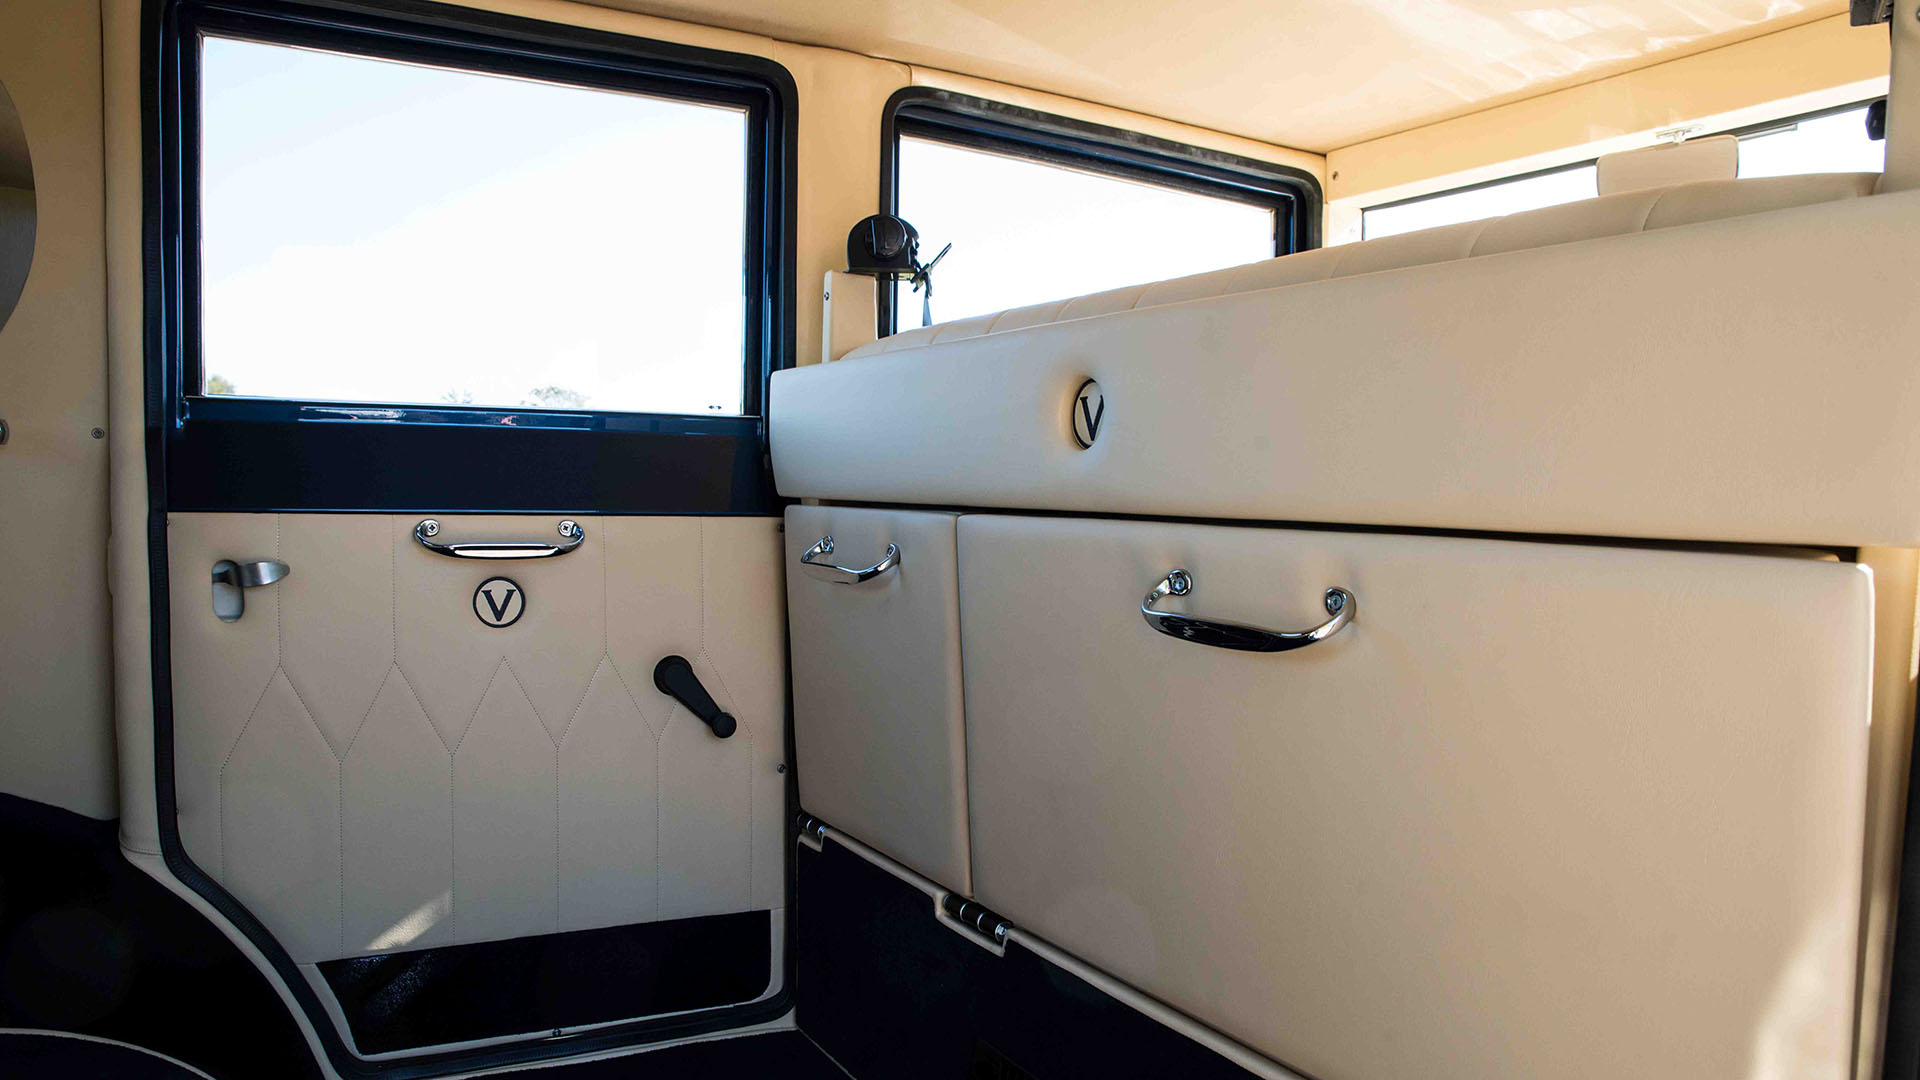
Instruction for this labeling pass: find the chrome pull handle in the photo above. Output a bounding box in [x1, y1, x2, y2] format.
[799, 535, 900, 584]
[413, 518, 584, 560]
[211, 559, 289, 623]
[1142, 569, 1353, 652]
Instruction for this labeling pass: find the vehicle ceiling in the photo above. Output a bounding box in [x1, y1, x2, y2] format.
[593, 0, 1850, 151]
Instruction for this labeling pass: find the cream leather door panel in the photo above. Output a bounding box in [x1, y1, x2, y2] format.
[786, 505, 970, 891]
[167, 513, 785, 966]
[957, 514, 1872, 1080]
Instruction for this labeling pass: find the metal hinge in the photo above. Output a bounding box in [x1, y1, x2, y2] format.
[796, 812, 829, 851]
[939, 893, 1011, 951]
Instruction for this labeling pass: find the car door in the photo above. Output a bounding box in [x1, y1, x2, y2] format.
[137, 1, 796, 1071]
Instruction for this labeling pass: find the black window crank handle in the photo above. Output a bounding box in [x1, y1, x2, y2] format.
[653, 656, 737, 739]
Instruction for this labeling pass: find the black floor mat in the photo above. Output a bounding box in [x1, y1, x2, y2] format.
[0, 793, 319, 1080]
[0, 1028, 845, 1080]
[0, 1031, 211, 1080]
[497, 1032, 845, 1078]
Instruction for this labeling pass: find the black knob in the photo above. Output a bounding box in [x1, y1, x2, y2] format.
[846, 213, 920, 277]
[653, 655, 736, 739]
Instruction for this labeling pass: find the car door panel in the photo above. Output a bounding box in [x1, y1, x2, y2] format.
[165, 512, 785, 967]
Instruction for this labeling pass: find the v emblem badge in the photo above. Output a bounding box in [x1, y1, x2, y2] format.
[481, 586, 516, 621]
[1071, 378, 1106, 448]
[472, 577, 525, 628]
[1079, 394, 1105, 440]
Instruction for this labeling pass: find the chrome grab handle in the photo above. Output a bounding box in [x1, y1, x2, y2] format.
[799, 535, 900, 584]
[1142, 569, 1353, 652]
[413, 518, 584, 560]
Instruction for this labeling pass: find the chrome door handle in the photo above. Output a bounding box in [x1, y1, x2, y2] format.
[414, 518, 584, 559]
[1142, 569, 1353, 652]
[211, 559, 289, 623]
[799, 535, 900, 584]
[213, 559, 290, 590]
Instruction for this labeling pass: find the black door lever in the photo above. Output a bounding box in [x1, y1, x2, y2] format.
[653, 656, 737, 739]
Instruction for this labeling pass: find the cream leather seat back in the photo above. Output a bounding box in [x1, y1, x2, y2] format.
[842, 170, 1878, 362]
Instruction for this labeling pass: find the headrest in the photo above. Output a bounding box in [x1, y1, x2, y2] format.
[1596, 135, 1739, 195]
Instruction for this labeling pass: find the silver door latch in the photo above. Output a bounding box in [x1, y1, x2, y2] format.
[211, 559, 290, 622]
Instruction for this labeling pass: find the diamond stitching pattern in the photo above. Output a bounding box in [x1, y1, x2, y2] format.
[169, 514, 784, 964]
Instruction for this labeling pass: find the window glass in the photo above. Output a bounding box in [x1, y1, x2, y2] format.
[1361, 103, 1884, 242]
[1736, 105, 1884, 178]
[893, 135, 1276, 328]
[1362, 166, 1597, 241]
[200, 37, 750, 415]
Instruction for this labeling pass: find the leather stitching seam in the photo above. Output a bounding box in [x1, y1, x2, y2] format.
[697, 520, 754, 908]
[337, 665, 396, 956]
[496, 657, 558, 932]
[449, 660, 510, 944]
[217, 673, 278, 884]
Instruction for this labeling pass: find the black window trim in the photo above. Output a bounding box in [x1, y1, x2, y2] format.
[1360, 95, 1885, 239]
[143, 2, 799, 1077]
[876, 86, 1321, 338]
[157, 0, 797, 514]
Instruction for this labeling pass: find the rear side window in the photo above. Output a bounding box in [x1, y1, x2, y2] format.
[880, 89, 1317, 334]
[1361, 101, 1884, 241]
[200, 38, 751, 416]
[1736, 104, 1885, 178]
[894, 135, 1278, 327]
[1363, 166, 1598, 241]
[157, 0, 794, 514]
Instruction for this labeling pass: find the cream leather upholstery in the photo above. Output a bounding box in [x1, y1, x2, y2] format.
[957, 514, 1872, 1080]
[1594, 134, 1738, 194]
[0, 0, 116, 822]
[846, 171, 1876, 359]
[786, 506, 971, 891]
[166, 513, 786, 964]
[774, 185, 1920, 547]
